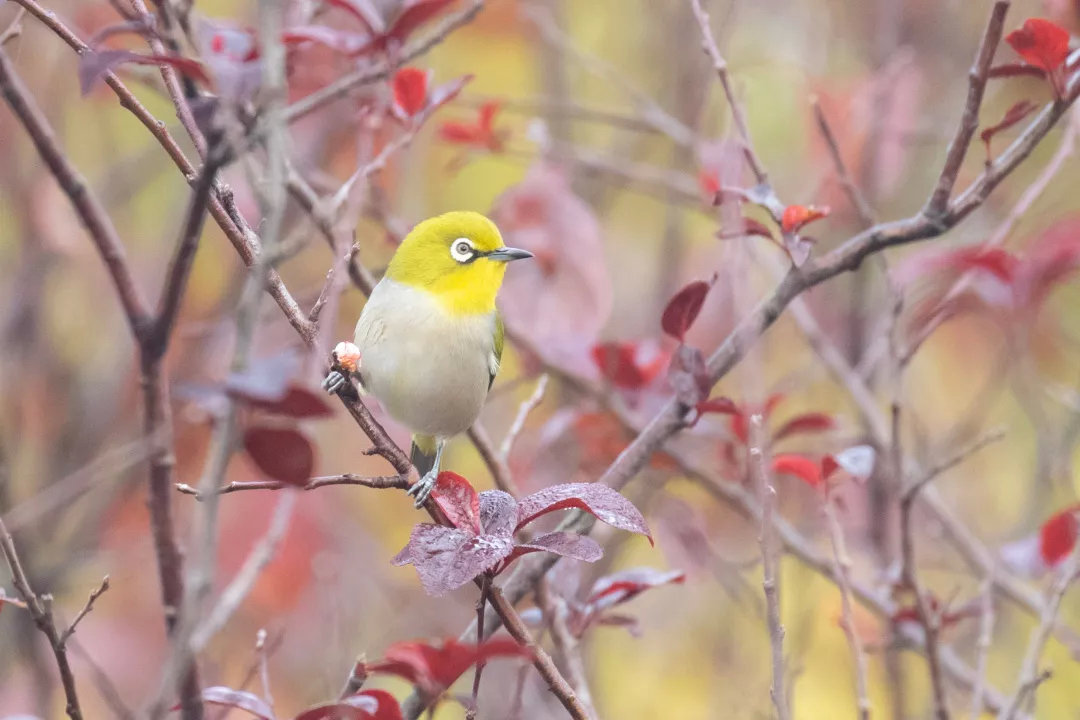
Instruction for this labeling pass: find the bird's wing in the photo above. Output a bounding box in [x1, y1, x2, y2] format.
[488, 312, 504, 391]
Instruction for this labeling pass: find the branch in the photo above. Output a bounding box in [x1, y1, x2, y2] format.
[811, 97, 876, 227]
[466, 424, 518, 496]
[689, 0, 768, 185]
[823, 499, 871, 720]
[0, 514, 84, 720]
[925, 1, 1010, 215]
[969, 579, 995, 720]
[0, 46, 151, 336]
[499, 374, 549, 463]
[175, 474, 409, 497]
[59, 576, 110, 646]
[748, 414, 790, 720]
[537, 578, 597, 719]
[998, 549, 1080, 720]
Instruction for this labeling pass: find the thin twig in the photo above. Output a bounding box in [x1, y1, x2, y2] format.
[0, 7, 26, 45]
[902, 428, 1007, 502]
[467, 424, 519, 496]
[498, 374, 549, 463]
[969, 579, 996, 720]
[59, 576, 110, 646]
[998, 548, 1080, 720]
[175, 474, 409, 498]
[747, 414, 789, 720]
[812, 97, 876, 227]
[823, 499, 871, 720]
[465, 574, 492, 720]
[689, 0, 768, 185]
[537, 578, 596, 719]
[0, 515, 84, 720]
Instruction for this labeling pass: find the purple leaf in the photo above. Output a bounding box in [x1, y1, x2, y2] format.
[198, 686, 274, 719]
[515, 483, 652, 543]
[478, 490, 518, 539]
[661, 278, 714, 342]
[391, 524, 513, 596]
[667, 345, 710, 407]
[586, 567, 686, 611]
[508, 531, 603, 564]
[78, 49, 209, 95]
[242, 426, 315, 486]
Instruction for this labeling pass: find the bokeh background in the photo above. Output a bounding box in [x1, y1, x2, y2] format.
[2, 0, 1080, 718]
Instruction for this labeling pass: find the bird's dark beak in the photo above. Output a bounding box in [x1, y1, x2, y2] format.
[486, 247, 534, 262]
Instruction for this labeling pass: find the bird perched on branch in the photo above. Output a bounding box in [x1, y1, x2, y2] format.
[323, 211, 532, 506]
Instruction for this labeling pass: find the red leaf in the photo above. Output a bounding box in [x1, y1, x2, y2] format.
[717, 217, 776, 241]
[698, 169, 721, 198]
[771, 454, 823, 488]
[78, 49, 209, 94]
[981, 100, 1038, 161]
[591, 341, 668, 390]
[1040, 506, 1080, 566]
[367, 638, 530, 697]
[197, 687, 273, 719]
[243, 426, 315, 486]
[294, 690, 402, 720]
[772, 412, 835, 442]
[392, 66, 429, 117]
[514, 483, 651, 543]
[430, 471, 481, 534]
[233, 384, 334, 419]
[781, 204, 830, 234]
[1006, 18, 1070, 73]
[437, 101, 503, 151]
[695, 397, 739, 416]
[586, 567, 686, 611]
[506, 531, 603, 565]
[661, 278, 715, 342]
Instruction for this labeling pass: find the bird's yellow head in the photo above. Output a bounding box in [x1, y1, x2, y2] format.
[385, 211, 532, 315]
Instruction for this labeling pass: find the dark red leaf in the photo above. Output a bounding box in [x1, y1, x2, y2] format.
[926, 245, 1021, 284]
[198, 687, 274, 719]
[667, 345, 710, 407]
[367, 638, 529, 697]
[980, 100, 1038, 161]
[233, 385, 335, 419]
[772, 412, 835, 442]
[515, 483, 651, 543]
[1006, 18, 1070, 73]
[988, 62, 1050, 80]
[437, 101, 503, 151]
[78, 49, 209, 94]
[781, 204, 830, 234]
[661, 278, 714, 342]
[1040, 506, 1080, 566]
[392, 66, 429, 117]
[717, 217, 776, 240]
[591, 341, 667, 390]
[430, 471, 481, 534]
[586, 567, 686, 611]
[391, 524, 513, 596]
[506, 531, 603, 565]
[243, 426, 315, 486]
[695, 397, 739, 416]
[294, 690, 402, 720]
[771, 454, 823, 488]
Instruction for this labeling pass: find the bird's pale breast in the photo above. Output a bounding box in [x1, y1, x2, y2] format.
[353, 278, 498, 438]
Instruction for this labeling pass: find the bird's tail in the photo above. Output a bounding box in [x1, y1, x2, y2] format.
[410, 433, 438, 476]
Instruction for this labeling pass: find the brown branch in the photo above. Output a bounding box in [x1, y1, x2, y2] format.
[58, 576, 110, 646]
[689, 0, 768, 186]
[487, 585, 591, 720]
[467, 424, 519, 496]
[822, 499, 870, 720]
[0, 7, 26, 45]
[925, 1, 1010, 215]
[0, 514, 84, 720]
[748, 414, 790, 720]
[465, 574, 493, 720]
[537, 578, 597, 719]
[969, 579, 995, 720]
[499, 374, 549, 463]
[812, 97, 876, 227]
[998, 549, 1080, 720]
[175, 474, 410, 497]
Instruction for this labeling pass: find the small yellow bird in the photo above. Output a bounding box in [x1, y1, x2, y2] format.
[323, 211, 532, 506]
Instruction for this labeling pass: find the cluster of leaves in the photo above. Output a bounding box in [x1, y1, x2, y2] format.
[896, 217, 1080, 344]
[179, 350, 332, 486]
[523, 567, 686, 638]
[981, 18, 1080, 161]
[185, 636, 530, 719]
[392, 472, 651, 596]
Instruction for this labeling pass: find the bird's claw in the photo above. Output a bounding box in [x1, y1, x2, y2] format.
[322, 370, 347, 395]
[407, 470, 438, 508]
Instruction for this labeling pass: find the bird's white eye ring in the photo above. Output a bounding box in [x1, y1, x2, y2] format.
[450, 238, 475, 263]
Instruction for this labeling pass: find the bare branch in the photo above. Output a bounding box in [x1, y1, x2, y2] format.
[812, 97, 876, 227]
[0, 7, 27, 45]
[748, 414, 790, 720]
[59, 576, 110, 646]
[823, 499, 871, 720]
[467, 424, 519, 496]
[537, 578, 597, 719]
[175, 474, 409, 497]
[969, 579, 996, 720]
[925, 1, 1010, 215]
[499, 374, 549, 463]
[0, 515, 84, 720]
[903, 428, 1007, 502]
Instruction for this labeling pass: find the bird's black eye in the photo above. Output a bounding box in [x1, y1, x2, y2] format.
[450, 238, 475, 262]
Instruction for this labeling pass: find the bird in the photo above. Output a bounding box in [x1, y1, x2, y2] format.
[322, 211, 532, 506]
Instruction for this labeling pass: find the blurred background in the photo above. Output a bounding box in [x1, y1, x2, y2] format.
[2, 0, 1080, 717]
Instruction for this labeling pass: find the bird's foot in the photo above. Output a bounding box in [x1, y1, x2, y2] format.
[322, 370, 347, 395]
[407, 469, 438, 508]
